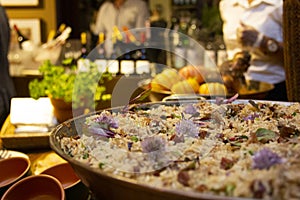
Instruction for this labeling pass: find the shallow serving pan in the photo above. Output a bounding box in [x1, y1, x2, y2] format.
[50, 100, 284, 200]
[138, 78, 274, 102]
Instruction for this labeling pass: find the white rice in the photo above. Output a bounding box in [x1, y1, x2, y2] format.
[59, 100, 300, 199]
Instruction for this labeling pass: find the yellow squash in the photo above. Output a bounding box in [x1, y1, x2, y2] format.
[199, 82, 227, 96]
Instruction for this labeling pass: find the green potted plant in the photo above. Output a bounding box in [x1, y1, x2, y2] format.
[28, 58, 112, 123]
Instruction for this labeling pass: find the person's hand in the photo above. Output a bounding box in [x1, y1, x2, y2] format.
[236, 23, 262, 48]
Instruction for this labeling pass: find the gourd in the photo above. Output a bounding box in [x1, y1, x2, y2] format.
[199, 82, 227, 95]
[178, 65, 204, 83]
[171, 78, 199, 94]
[151, 68, 182, 90]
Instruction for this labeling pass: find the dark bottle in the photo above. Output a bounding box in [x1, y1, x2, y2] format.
[135, 31, 150, 75]
[48, 23, 66, 42]
[122, 26, 137, 43]
[13, 24, 29, 50]
[120, 26, 136, 76]
[80, 32, 88, 59]
[94, 32, 108, 73]
[77, 32, 90, 72]
[107, 35, 120, 75]
[120, 45, 135, 76]
[54, 23, 66, 39]
[173, 25, 186, 69]
[96, 32, 106, 58]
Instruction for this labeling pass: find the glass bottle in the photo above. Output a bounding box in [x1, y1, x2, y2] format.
[54, 23, 66, 39]
[204, 41, 216, 68]
[94, 32, 108, 73]
[120, 26, 135, 76]
[107, 35, 120, 76]
[80, 32, 88, 59]
[13, 24, 32, 50]
[77, 32, 89, 72]
[47, 30, 56, 42]
[217, 43, 227, 67]
[135, 31, 150, 75]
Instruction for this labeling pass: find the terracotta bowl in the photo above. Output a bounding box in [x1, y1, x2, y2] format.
[0, 157, 30, 195]
[1, 174, 65, 200]
[40, 162, 89, 200]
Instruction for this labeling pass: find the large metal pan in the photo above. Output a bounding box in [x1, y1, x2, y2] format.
[49, 100, 292, 200]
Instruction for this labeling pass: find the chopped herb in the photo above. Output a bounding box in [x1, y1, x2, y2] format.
[228, 135, 248, 147]
[255, 128, 276, 143]
[131, 135, 139, 142]
[171, 113, 182, 119]
[226, 184, 236, 196]
[249, 100, 259, 110]
[82, 153, 89, 159]
[98, 162, 105, 169]
[182, 161, 197, 171]
[248, 150, 254, 155]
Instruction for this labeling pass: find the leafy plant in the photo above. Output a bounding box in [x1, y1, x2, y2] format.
[29, 58, 112, 109]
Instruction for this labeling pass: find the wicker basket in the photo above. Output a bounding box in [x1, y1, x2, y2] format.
[283, 0, 300, 102]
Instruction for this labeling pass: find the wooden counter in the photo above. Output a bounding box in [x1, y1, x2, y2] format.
[0, 115, 50, 150]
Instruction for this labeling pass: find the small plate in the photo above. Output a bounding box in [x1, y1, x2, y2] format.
[0, 149, 29, 160]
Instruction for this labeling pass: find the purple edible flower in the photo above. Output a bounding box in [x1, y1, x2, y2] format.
[175, 119, 198, 138]
[225, 93, 239, 104]
[215, 93, 239, 105]
[88, 126, 116, 138]
[244, 113, 259, 121]
[252, 148, 284, 170]
[94, 113, 119, 129]
[184, 104, 198, 115]
[86, 112, 118, 138]
[141, 136, 166, 153]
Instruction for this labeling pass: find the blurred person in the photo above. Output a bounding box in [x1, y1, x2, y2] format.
[219, 0, 287, 101]
[92, 0, 150, 38]
[147, 3, 167, 66]
[0, 4, 16, 127]
[91, 0, 150, 58]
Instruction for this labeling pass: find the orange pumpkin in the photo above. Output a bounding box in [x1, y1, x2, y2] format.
[179, 65, 205, 83]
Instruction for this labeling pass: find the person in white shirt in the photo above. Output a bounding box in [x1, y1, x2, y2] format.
[93, 0, 150, 38]
[219, 0, 287, 101]
[91, 0, 150, 58]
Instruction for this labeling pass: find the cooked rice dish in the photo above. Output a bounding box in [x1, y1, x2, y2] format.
[59, 100, 300, 199]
